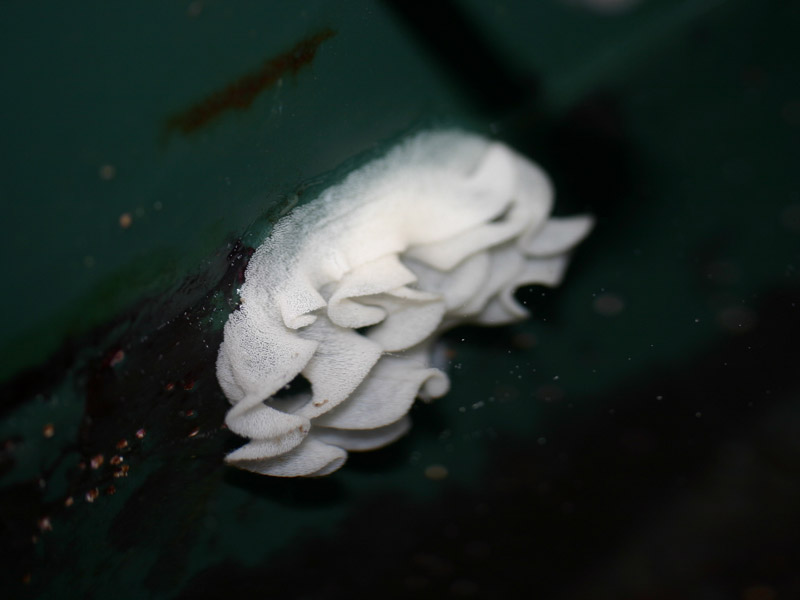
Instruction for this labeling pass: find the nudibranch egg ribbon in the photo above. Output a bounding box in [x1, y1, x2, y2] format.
[216, 130, 593, 477]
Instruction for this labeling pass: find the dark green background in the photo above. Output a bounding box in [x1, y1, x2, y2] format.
[1, 1, 798, 598]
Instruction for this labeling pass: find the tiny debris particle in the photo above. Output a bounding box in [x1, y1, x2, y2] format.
[165, 382, 175, 391]
[85, 488, 100, 503]
[184, 409, 196, 418]
[98, 164, 116, 180]
[109, 349, 125, 366]
[42, 423, 55, 438]
[593, 292, 625, 316]
[113, 464, 130, 478]
[135, 428, 146, 439]
[424, 464, 449, 481]
[781, 203, 800, 232]
[511, 332, 537, 349]
[37, 517, 53, 532]
[742, 584, 777, 600]
[183, 379, 196, 391]
[90, 454, 104, 469]
[536, 384, 565, 403]
[449, 579, 479, 597]
[187, 1, 203, 17]
[110, 454, 124, 466]
[116, 438, 129, 450]
[64, 496, 74, 507]
[105, 485, 116, 496]
[188, 427, 200, 438]
[119, 213, 133, 229]
[717, 305, 758, 334]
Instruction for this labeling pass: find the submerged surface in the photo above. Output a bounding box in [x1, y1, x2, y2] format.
[1, 0, 799, 598]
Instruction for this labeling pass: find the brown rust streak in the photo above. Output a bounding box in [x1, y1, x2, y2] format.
[163, 28, 336, 138]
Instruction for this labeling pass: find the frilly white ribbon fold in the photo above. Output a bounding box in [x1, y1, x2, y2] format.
[216, 130, 593, 476]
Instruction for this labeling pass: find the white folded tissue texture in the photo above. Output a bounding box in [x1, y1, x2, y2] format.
[216, 130, 593, 477]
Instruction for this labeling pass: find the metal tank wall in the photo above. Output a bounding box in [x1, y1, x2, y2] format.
[1, 1, 799, 598]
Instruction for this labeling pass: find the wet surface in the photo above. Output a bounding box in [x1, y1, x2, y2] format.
[175, 287, 800, 600]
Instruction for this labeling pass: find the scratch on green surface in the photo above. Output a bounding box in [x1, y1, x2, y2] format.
[162, 28, 336, 140]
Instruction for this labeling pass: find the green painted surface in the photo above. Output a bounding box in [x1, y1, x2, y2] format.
[0, 1, 475, 380]
[1, 0, 799, 598]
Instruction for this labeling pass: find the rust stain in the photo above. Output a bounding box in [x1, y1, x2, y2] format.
[163, 28, 336, 139]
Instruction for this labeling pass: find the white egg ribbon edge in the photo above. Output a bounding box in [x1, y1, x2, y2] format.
[216, 130, 593, 477]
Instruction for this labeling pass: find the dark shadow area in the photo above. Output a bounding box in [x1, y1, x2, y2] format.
[0, 239, 250, 594]
[224, 467, 346, 508]
[381, 0, 538, 115]
[544, 92, 636, 218]
[176, 285, 800, 600]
